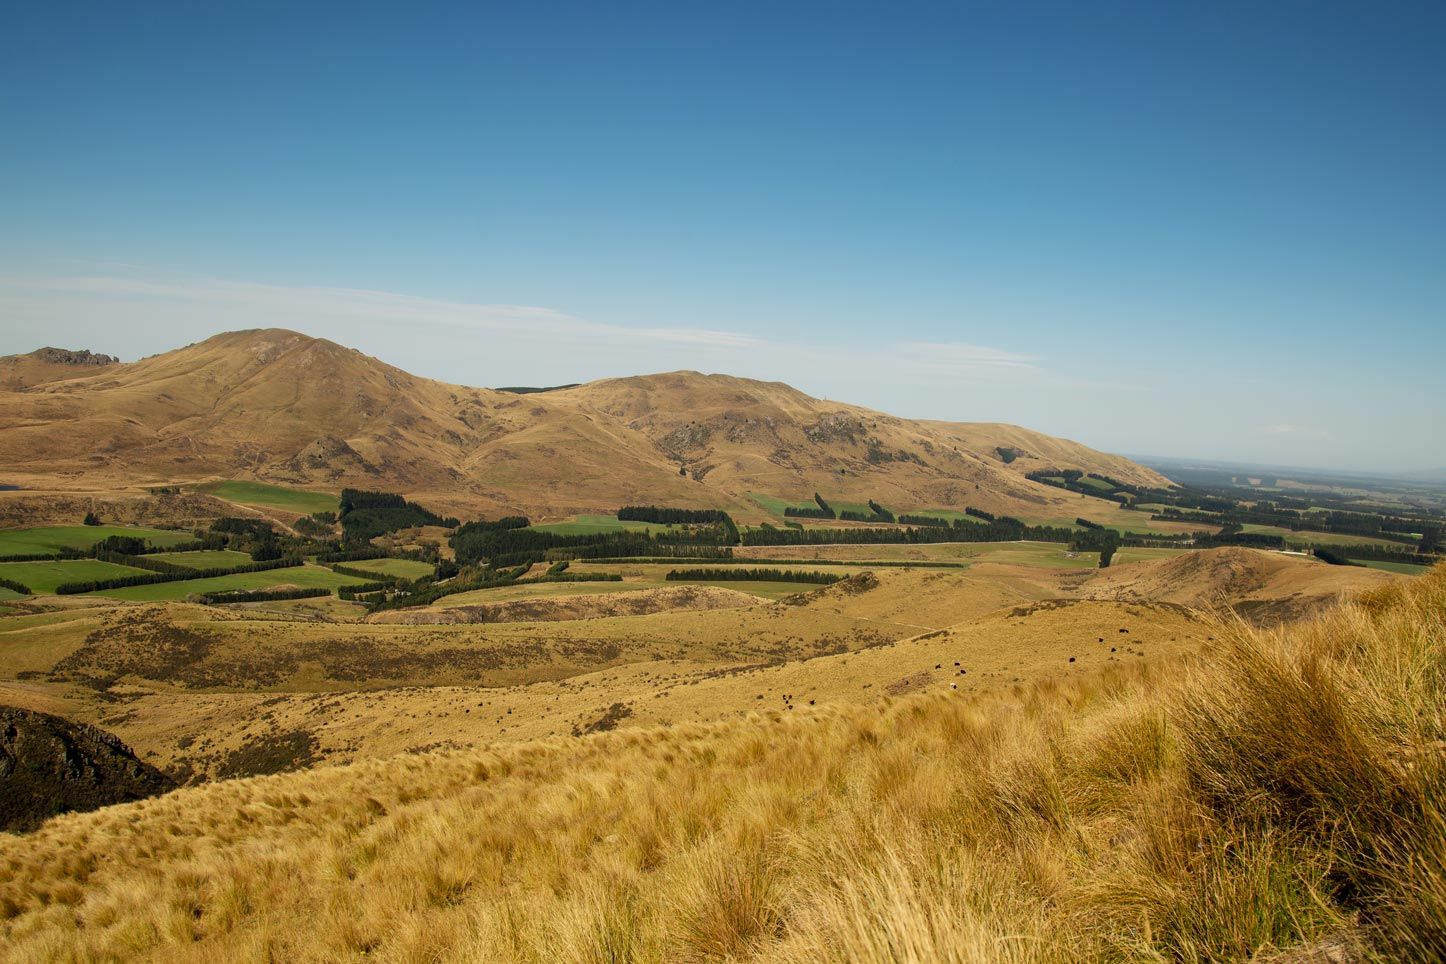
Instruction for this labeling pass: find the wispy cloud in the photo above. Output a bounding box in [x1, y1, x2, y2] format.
[0, 271, 1062, 399]
[896, 340, 1039, 372]
[1260, 423, 1332, 439]
[0, 274, 761, 350]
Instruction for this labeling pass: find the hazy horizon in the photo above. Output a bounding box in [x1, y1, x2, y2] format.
[3, 2, 1442, 474]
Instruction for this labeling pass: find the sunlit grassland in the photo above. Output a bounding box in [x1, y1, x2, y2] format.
[531, 514, 673, 535]
[2, 566, 1439, 960]
[0, 525, 194, 557]
[86, 564, 368, 601]
[0, 559, 150, 594]
[337, 557, 436, 580]
[196, 480, 338, 515]
[144, 549, 254, 569]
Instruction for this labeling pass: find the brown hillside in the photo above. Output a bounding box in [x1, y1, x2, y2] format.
[1083, 546, 1394, 623]
[0, 328, 1168, 519]
[0, 347, 119, 391]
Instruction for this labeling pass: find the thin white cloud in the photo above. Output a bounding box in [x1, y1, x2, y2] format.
[896, 340, 1039, 372]
[0, 274, 761, 350]
[1260, 423, 1332, 440]
[0, 271, 1060, 396]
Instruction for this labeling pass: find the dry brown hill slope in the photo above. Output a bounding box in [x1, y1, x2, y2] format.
[1082, 545, 1395, 623]
[0, 347, 119, 391]
[0, 328, 1167, 519]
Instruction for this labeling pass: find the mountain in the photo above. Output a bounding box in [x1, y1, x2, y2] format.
[0, 328, 1170, 519]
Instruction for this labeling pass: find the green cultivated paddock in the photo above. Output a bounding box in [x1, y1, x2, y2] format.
[681, 579, 829, 600]
[145, 549, 255, 569]
[900, 509, 985, 525]
[87, 564, 369, 601]
[339, 557, 435, 580]
[531, 514, 673, 536]
[0, 525, 194, 558]
[746, 492, 819, 516]
[1353, 558, 1431, 575]
[1239, 524, 1418, 549]
[0, 559, 152, 594]
[197, 480, 338, 515]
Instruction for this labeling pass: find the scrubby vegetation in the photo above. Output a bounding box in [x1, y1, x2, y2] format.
[0, 566, 1440, 959]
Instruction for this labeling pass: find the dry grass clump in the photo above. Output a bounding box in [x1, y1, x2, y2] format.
[0, 566, 1441, 962]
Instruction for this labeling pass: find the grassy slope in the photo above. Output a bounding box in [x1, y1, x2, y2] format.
[1240, 523, 1418, 549]
[737, 540, 1101, 569]
[198, 480, 338, 515]
[531, 514, 673, 535]
[1, 566, 1440, 961]
[144, 549, 255, 569]
[87, 564, 367, 601]
[0, 525, 194, 557]
[339, 557, 436, 580]
[1353, 557, 1430, 575]
[0, 559, 150, 594]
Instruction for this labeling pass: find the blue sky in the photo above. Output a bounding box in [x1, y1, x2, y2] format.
[2, 1, 1442, 472]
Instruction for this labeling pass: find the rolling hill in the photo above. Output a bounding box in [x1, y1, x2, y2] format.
[0, 328, 1169, 522]
[0, 563, 1439, 961]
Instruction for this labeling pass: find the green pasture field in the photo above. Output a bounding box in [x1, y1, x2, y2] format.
[197, 480, 338, 515]
[87, 564, 369, 601]
[1352, 558, 1431, 575]
[145, 549, 255, 569]
[898, 509, 984, 525]
[531, 514, 673, 536]
[0, 559, 152, 594]
[746, 492, 821, 516]
[1239, 524, 1417, 549]
[733, 540, 1098, 570]
[0, 525, 194, 558]
[338, 557, 435, 580]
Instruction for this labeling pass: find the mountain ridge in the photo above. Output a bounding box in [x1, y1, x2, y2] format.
[0, 328, 1170, 519]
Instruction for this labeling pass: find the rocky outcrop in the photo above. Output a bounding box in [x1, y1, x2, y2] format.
[0, 706, 174, 832]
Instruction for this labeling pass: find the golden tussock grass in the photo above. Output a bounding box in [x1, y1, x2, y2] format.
[0, 566, 1442, 962]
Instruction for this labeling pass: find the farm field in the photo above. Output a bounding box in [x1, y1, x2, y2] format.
[1239, 523, 1417, 548]
[338, 557, 435, 580]
[895, 508, 985, 524]
[736, 539, 1100, 569]
[1024, 498, 1213, 536]
[86, 564, 368, 601]
[530, 513, 672, 535]
[1352, 558, 1431, 575]
[745, 491, 820, 516]
[0, 558, 150, 594]
[437, 568, 844, 607]
[0, 524, 194, 557]
[196, 480, 338, 515]
[1073, 474, 1116, 491]
[144, 549, 254, 569]
[1111, 546, 1193, 566]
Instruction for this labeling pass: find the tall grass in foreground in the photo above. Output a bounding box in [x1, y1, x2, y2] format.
[0, 567, 1442, 962]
